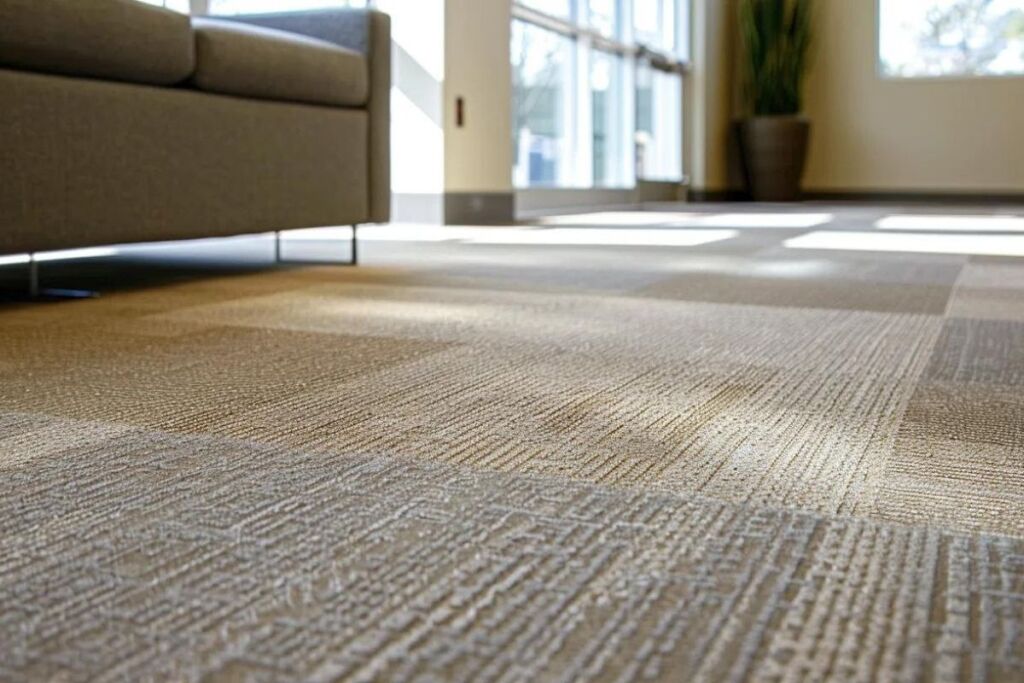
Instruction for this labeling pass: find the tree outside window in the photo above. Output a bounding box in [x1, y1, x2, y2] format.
[881, 0, 1024, 77]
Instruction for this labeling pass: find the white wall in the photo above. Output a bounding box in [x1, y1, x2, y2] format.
[804, 0, 1024, 194]
[377, 0, 447, 221]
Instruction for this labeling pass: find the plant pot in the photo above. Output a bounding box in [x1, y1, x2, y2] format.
[738, 116, 811, 202]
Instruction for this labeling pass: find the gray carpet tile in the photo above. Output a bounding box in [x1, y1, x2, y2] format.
[638, 256, 964, 314]
[1, 414, 1022, 683]
[924, 318, 1024, 387]
[639, 272, 954, 313]
[947, 262, 1024, 322]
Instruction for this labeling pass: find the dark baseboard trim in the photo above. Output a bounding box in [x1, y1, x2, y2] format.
[688, 189, 748, 203]
[690, 188, 1024, 205]
[444, 192, 516, 225]
[802, 190, 1024, 205]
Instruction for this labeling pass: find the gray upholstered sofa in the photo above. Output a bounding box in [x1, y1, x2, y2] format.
[0, 0, 390, 259]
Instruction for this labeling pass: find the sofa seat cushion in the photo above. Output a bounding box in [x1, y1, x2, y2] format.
[0, 0, 195, 86]
[191, 19, 368, 108]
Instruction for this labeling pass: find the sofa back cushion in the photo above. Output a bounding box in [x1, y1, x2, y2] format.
[192, 19, 368, 108]
[0, 0, 195, 86]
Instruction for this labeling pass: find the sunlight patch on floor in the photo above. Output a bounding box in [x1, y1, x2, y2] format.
[786, 231, 1024, 257]
[876, 214, 1024, 233]
[538, 211, 834, 229]
[464, 228, 738, 247]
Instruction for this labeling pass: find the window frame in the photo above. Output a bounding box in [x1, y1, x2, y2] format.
[511, 0, 689, 189]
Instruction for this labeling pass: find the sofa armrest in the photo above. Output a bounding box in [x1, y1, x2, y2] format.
[213, 9, 391, 223]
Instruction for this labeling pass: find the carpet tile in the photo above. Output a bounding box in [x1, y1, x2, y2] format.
[1, 205, 1023, 681]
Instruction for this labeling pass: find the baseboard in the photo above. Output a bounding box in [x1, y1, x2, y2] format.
[444, 192, 516, 226]
[687, 189, 748, 203]
[802, 189, 1024, 206]
[689, 187, 1024, 205]
[392, 193, 516, 225]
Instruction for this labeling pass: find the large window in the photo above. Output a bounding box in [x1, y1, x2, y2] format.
[512, 0, 688, 189]
[636, 61, 682, 181]
[880, 0, 1024, 78]
[519, 0, 573, 19]
[512, 21, 576, 187]
[591, 50, 630, 186]
[589, 0, 621, 37]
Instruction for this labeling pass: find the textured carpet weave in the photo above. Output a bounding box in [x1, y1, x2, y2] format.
[1, 206, 1023, 681]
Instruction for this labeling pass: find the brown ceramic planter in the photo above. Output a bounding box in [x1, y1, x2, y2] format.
[739, 116, 811, 202]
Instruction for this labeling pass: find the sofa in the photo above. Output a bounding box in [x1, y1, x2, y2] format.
[0, 0, 390, 260]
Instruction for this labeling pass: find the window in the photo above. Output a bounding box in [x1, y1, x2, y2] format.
[633, 0, 683, 55]
[591, 50, 630, 186]
[519, 0, 573, 19]
[636, 61, 682, 181]
[512, 0, 688, 189]
[512, 21, 576, 187]
[880, 0, 1024, 77]
[588, 0, 620, 38]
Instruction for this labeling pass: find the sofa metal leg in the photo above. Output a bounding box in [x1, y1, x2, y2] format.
[273, 225, 358, 267]
[28, 254, 39, 298]
[23, 253, 99, 300]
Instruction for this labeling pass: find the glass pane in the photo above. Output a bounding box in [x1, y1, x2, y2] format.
[880, 0, 1024, 77]
[591, 50, 628, 186]
[636, 63, 682, 181]
[634, 0, 660, 43]
[518, 0, 572, 19]
[588, 0, 618, 37]
[210, 0, 366, 14]
[677, 0, 690, 60]
[634, 0, 679, 53]
[512, 21, 575, 188]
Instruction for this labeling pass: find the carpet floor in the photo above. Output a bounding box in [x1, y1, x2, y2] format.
[1, 205, 1023, 682]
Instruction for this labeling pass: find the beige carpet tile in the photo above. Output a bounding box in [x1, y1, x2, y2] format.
[900, 382, 1024, 450]
[153, 283, 944, 373]
[120, 284, 946, 517]
[2, 271, 941, 518]
[875, 436, 1024, 537]
[223, 351, 920, 517]
[1, 414, 1022, 683]
[0, 323, 452, 433]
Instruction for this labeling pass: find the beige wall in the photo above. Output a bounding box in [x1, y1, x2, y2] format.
[444, 0, 513, 194]
[689, 0, 737, 193]
[804, 0, 1024, 194]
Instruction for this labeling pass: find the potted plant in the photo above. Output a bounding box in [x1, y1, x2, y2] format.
[738, 0, 814, 201]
